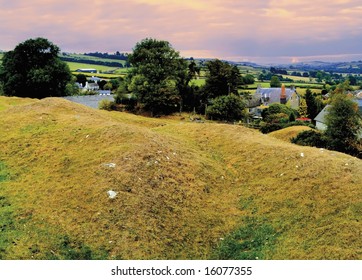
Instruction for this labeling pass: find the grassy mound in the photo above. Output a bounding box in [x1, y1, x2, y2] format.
[0, 97, 361, 259]
[268, 125, 313, 142]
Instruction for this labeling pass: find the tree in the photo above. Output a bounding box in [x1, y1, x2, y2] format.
[127, 38, 187, 115]
[261, 103, 297, 122]
[325, 93, 361, 155]
[0, 37, 72, 98]
[305, 88, 323, 120]
[270, 76, 281, 87]
[76, 74, 87, 87]
[206, 94, 246, 122]
[298, 97, 308, 118]
[204, 59, 240, 98]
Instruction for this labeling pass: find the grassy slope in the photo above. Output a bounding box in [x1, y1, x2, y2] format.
[0, 97, 361, 260]
[268, 126, 313, 143]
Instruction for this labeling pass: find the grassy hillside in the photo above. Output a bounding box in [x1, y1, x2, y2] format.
[268, 126, 313, 142]
[0, 96, 361, 260]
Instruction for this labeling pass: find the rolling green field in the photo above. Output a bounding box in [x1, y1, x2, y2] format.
[61, 53, 127, 65]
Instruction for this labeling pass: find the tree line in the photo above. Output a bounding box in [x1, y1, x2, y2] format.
[0, 37, 360, 157]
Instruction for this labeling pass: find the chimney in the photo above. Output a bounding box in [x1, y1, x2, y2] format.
[280, 84, 287, 104]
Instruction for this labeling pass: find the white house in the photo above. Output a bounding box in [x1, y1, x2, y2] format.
[83, 82, 99, 91]
[314, 105, 331, 131]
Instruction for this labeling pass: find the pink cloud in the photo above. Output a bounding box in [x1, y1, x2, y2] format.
[0, 0, 362, 62]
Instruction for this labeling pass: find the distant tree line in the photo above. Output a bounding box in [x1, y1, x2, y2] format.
[60, 56, 127, 68]
[84, 51, 128, 61]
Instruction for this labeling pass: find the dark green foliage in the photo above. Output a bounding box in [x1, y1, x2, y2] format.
[325, 94, 361, 155]
[75, 74, 87, 87]
[291, 130, 328, 148]
[305, 88, 324, 120]
[289, 112, 296, 122]
[0, 38, 72, 98]
[261, 103, 298, 122]
[270, 75, 281, 88]
[127, 38, 187, 115]
[260, 121, 315, 134]
[213, 217, 278, 260]
[240, 74, 255, 85]
[260, 123, 285, 133]
[204, 59, 240, 98]
[206, 94, 246, 122]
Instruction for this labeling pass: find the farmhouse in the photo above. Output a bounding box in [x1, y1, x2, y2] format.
[255, 84, 300, 109]
[248, 84, 300, 118]
[83, 82, 99, 91]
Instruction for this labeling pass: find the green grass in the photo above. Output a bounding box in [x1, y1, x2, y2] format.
[0, 97, 361, 259]
[67, 62, 119, 72]
[61, 53, 126, 64]
[190, 78, 206, 87]
[213, 217, 278, 260]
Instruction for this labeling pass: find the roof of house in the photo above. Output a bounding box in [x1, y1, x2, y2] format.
[314, 105, 331, 124]
[255, 87, 297, 104]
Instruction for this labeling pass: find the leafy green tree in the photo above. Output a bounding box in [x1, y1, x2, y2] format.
[76, 74, 87, 87]
[261, 103, 297, 121]
[204, 59, 240, 98]
[325, 93, 361, 155]
[206, 94, 246, 122]
[270, 76, 281, 88]
[305, 88, 323, 120]
[241, 74, 255, 85]
[0, 37, 72, 98]
[127, 38, 187, 115]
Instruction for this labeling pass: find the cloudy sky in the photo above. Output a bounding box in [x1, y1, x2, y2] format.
[1, 0, 361, 64]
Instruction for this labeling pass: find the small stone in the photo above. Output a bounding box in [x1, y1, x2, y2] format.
[104, 163, 116, 168]
[107, 190, 117, 199]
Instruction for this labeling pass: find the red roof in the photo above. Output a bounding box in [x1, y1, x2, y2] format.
[296, 117, 312, 122]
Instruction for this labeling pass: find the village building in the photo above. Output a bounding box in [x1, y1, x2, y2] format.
[247, 84, 300, 118]
[314, 101, 362, 138]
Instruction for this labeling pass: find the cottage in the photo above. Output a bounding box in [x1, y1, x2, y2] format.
[254, 84, 300, 109]
[314, 105, 330, 131]
[83, 82, 99, 91]
[248, 84, 300, 118]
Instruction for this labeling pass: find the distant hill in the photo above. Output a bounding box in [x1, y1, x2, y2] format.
[0, 97, 361, 259]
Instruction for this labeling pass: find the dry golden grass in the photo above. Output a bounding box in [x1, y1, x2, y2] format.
[268, 126, 313, 142]
[0, 97, 361, 260]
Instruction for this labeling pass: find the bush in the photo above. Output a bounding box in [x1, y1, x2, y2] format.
[260, 121, 315, 134]
[291, 130, 328, 148]
[98, 100, 115, 111]
[206, 94, 246, 122]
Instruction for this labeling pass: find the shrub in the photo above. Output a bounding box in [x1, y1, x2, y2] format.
[98, 100, 115, 111]
[206, 94, 246, 122]
[291, 130, 328, 148]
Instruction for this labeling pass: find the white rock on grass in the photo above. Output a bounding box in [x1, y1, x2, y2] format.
[103, 163, 116, 168]
[107, 190, 117, 199]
